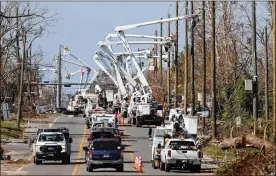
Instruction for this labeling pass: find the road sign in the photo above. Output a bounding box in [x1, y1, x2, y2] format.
[245, 80, 253, 91]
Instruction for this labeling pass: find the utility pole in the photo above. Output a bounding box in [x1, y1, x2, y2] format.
[190, 1, 195, 116]
[184, 1, 189, 114]
[174, 0, 179, 108]
[160, 18, 163, 85]
[167, 13, 171, 107]
[154, 30, 158, 79]
[27, 44, 32, 106]
[264, 26, 269, 121]
[201, 1, 206, 128]
[272, 2, 276, 169]
[252, 1, 258, 135]
[16, 5, 20, 88]
[17, 30, 26, 128]
[210, 1, 217, 138]
[57, 45, 62, 109]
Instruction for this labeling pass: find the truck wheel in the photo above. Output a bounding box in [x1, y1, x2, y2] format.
[165, 163, 171, 172]
[62, 156, 70, 164]
[136, 120, 141, 127]
[87, 164, 93, 172]
[160, 161, 165, 171]
[191, 165, 201, 173]
[35, 158, 42, 165]
[116, 164, 124, 172]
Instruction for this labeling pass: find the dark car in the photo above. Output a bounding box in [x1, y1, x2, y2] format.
[97, 127, 124, 144]
[83, 138, 125, 172]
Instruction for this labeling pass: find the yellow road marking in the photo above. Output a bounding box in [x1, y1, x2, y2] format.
[120, 125, 143, 176]
[72, 125, 87, 176]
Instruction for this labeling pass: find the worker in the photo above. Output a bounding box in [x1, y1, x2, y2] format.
[172, 122, 185, 138]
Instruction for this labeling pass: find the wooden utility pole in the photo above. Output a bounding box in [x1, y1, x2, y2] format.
[210, 1, 217, 138]
[160, 18, 163, 85]
[167, 13, 171, 106]
[154, 30, 158, 79]
[184, 1, 189, 114]
[190, 1, 195, 116]
[201, 1, 206, 128]
[264, 26, 269, 120]
[174, 0, 179, 108]
[252, 1, 258, 135]
[272, 2, 276, 167]
[57, 45, 62, 109]
[27, 44, 32, 106]
[17, 31, 26, 127]
[16, 5, 20, 88]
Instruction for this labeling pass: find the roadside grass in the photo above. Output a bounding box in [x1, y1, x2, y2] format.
[203, 145, 259, 162]
[0, 120, 25, 139]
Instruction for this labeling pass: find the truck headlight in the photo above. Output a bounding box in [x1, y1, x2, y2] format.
[36, 146, 41, 152]
[61, 145, 66, 152]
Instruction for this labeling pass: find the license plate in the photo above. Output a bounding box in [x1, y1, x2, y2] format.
[48, 154, 54, 156]
[182, 151, 187, 153]
[103, 154, 110, 158]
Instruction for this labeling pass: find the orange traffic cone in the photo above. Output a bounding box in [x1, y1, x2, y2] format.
[137, 156, 143, 172]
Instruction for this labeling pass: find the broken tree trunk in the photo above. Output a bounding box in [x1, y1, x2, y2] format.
[220, 134, 274, 152]
[220, 136, 246, 150]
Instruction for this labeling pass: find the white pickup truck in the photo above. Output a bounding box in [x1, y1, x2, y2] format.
[160, 138, 201, 173]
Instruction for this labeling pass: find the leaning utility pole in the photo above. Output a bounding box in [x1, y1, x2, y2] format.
[201, 1, 206, 128]
[174, 0, 179, 108]
[184, 1, 189, 114]
[167, 13, 171, 106]
[210, 1, 217, 138]
[190, 1, 195, 116]
[160, 18, 163, 85]
[57, 45, 62, 109]
[272, 1, 276, 160]
[252, 1, 258, 135]
[264, 26, 269, 121]
[17, 31, 26, 128]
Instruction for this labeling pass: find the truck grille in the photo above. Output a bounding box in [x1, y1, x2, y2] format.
[40, 145, 62, 153]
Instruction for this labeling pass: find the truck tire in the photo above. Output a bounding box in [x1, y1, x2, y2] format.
[116, 164, 124, 172]
[160, 161, 165, 171]
[62, 156, 70, 164]
[87, 164, 93, 172]
[136, 120, 142, 127]
[35, 158, 42, 165]
[165, 163, 171, 172]
[191, 165, 201, 173]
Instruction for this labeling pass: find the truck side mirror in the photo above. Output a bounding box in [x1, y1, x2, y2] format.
[121, 146, 125, 150]
[83, 146, 88, 151]
[67, 138, 73, 143]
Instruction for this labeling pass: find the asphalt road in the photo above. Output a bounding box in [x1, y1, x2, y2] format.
[21, 115, 216, 175]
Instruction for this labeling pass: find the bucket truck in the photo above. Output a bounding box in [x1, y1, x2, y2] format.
[110, 12, 200, 127]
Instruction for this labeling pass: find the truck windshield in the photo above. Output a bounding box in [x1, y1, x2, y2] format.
[92, 141, 120, 150]
[154, 129, 166, 137]
[38, 134, 64, 142]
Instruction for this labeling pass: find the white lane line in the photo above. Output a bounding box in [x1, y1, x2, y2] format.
[49, 116, 61, 128]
